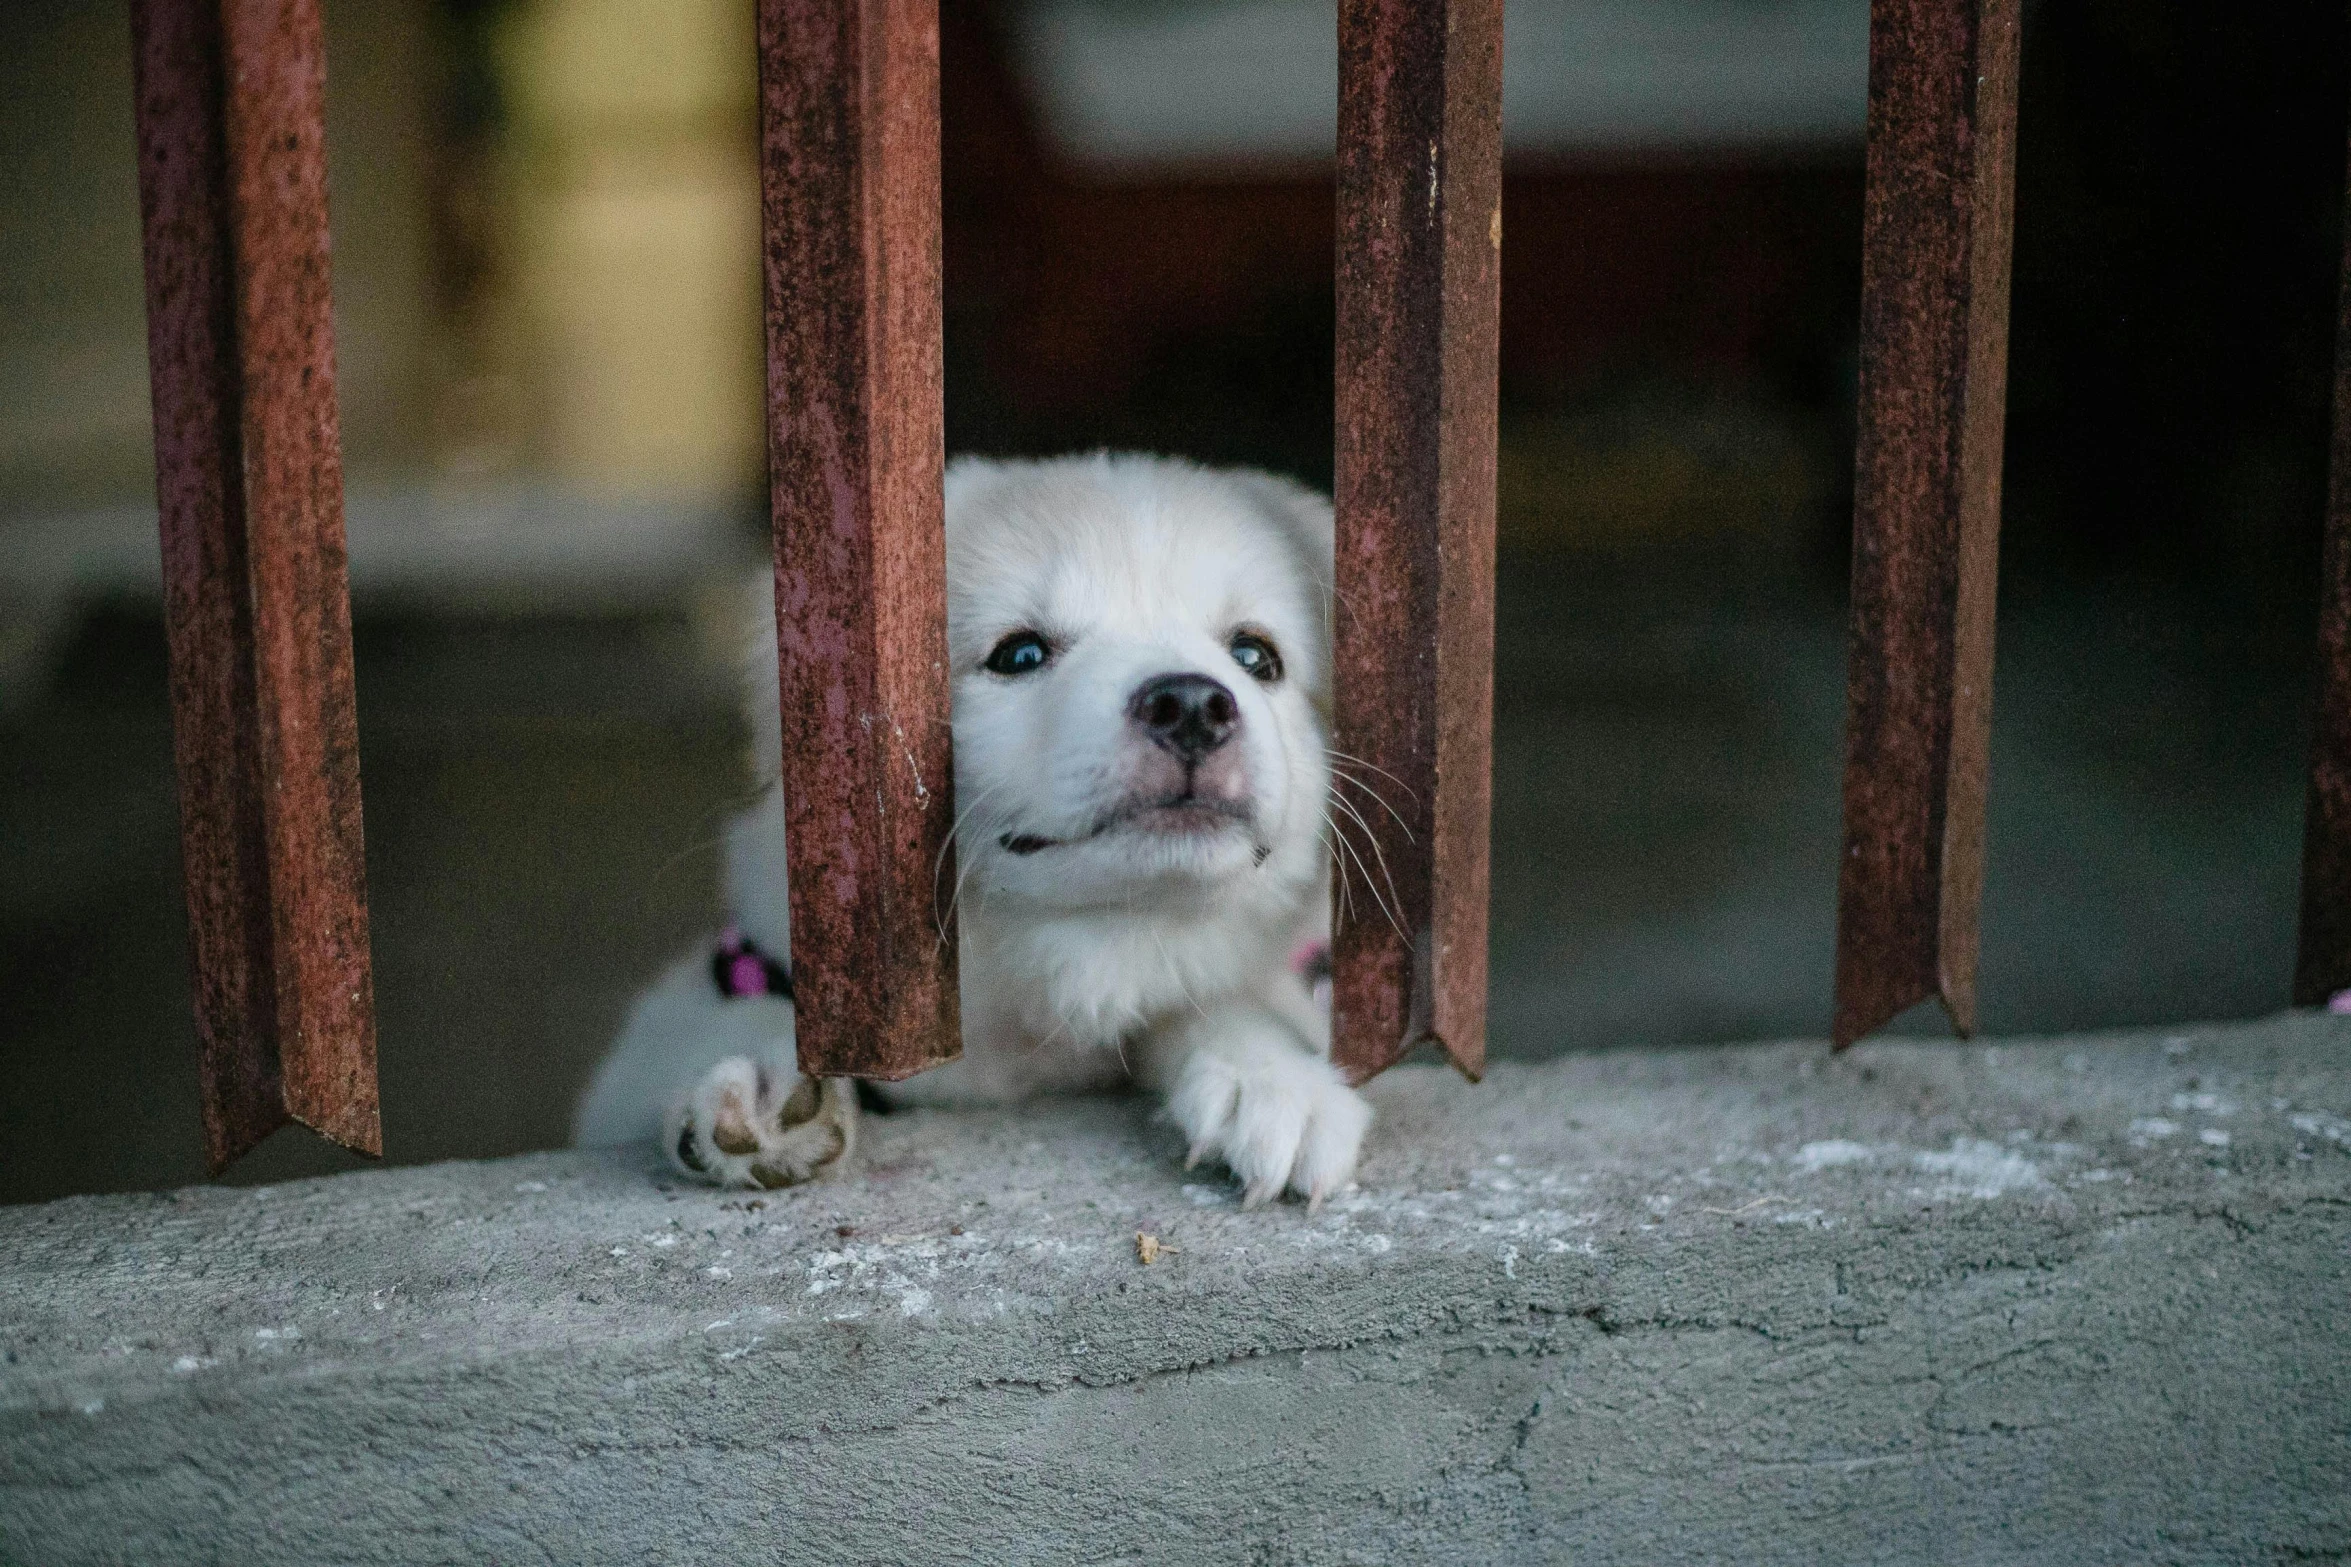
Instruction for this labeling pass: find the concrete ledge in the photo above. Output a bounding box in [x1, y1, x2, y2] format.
[5, 1016, 2349, 1565]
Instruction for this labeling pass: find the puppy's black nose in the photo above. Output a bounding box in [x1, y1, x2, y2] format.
[1130, 672, 1239, 761]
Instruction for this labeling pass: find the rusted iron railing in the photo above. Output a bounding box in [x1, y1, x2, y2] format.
[753, 0, 961, 1079]
[1329, 0, 1502, 1082]
[1833, 0, 2020, 1049]
[144, 0, 2351, 1175]
[130, 0, 380, 1172]
[2294, 119, 2351, 1008]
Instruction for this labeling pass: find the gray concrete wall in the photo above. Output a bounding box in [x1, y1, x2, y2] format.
[4, 1015, 2348, 1564]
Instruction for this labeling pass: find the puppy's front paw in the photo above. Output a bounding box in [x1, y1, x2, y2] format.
[1166, 1048, 1371, 1209]
[665, 1057, 854, 1189]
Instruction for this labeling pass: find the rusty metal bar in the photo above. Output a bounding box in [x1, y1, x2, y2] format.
[130, 0, 380, 1171]
[1832, 0, 2021, 1049]
[2291, 117, 2351, 1008]
[1329, 0, 1502, 1083]
[755, 0, 960, 1079]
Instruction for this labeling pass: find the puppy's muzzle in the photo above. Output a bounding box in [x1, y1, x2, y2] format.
[1130, 672, 1239, 762]
[994, 671, 1253, 858]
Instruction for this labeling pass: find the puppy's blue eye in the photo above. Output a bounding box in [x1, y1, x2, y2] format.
[1229, 631, 1282, 683]
[985, 631, 1052, 676]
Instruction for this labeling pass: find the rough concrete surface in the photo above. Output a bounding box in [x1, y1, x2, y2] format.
[4, 1015, 2348, 1565]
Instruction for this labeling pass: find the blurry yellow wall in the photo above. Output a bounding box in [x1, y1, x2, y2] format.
[0, 0, 435, 513]
[0, 0, 766, 516]
[497, 0, 764, 501]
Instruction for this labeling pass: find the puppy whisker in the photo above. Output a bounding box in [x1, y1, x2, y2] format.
[1324, 807, 1396, 945]
[1326, 762, 1416, 844]
[1323, 748, 1421, 805]
[646, 827, 731, 890]
[935, 780, 1010, 944]
[942, 851, 984, 951]
[1326, 789, 1410, 946]
[938, 779, 1010, 880]
[1319, 821, 1361, 931]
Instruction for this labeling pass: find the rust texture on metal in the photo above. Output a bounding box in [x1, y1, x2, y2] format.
[2292, 117, 2351, 1007]
[755, 0, 960, 1079]
[1330, 0, 1502, 1084]
[130, 0, 380, 1171]
[1833, 0, 2020, 1049]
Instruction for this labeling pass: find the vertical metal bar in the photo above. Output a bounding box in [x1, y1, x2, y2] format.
[1833, 0, 2020, 1049]
[1330, 0, 1502, 1083]
[755, 0, 960, 1078]
[2292, 117, 2351, 1008]
[130, 0, 380, 1171]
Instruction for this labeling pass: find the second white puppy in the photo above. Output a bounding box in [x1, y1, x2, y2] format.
[575, 452, 1371, 1206]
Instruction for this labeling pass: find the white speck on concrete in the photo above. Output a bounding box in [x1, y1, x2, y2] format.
[1914, 1138, 2045, 1199]
[1795, 1140, 1875, 1171]
[2172, 1092, 2235, 1116]
[2130, 1118, 2180, 1144]
[2290, 1110, 2350, 1146]
[513, 1181, 547, 1193]
[2198, 1129, 2232, 1148]
[169, 1356, 210, 1375]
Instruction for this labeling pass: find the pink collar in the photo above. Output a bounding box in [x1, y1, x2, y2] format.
[712, 925, 793, 1000]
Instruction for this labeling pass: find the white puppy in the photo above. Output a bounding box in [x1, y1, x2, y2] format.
[575, 453, 1371, 1206]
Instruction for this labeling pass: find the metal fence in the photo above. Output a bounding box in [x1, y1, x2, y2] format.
[121, 0, 2349, 1176]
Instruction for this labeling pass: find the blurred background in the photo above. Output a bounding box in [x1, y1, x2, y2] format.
[1, 0, 2342, 1202]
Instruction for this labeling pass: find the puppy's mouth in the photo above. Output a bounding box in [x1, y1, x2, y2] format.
[999, 794, 1255, 857]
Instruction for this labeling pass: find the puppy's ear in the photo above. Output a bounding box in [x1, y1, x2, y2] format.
[1228, 469, 1333, 588]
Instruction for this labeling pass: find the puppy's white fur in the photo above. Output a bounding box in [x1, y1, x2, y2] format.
[575, 453, 1369, 1205]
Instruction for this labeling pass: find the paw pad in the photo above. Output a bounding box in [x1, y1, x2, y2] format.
[667, 1059, 856, 1189]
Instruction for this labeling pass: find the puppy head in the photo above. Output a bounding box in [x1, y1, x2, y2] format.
[945, 453, 1332, 914]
